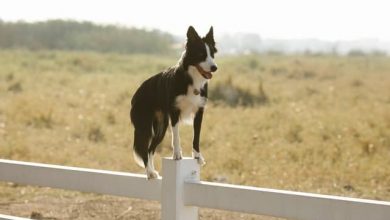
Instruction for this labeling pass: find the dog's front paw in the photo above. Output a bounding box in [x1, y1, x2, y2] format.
[173, 150, 183, 160]
[146, 169, 160, 180]
[193, 150, 206, 166]
[196, 155, 206, 166]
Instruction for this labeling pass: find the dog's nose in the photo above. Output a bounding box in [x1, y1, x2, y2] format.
[210, 65, 218, 72]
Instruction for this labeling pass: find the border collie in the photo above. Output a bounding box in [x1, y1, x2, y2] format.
[130, 26, 218, 179]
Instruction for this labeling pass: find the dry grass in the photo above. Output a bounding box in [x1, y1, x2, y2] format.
[0, 50, 390, 219]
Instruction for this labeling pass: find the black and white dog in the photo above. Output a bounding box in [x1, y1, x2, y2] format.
[130, 26, 218, 179]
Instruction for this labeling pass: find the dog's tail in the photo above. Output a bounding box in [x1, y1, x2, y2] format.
[133, 126, 153, 168]
[130, 99, 153, 168]
[133, 150, 145, 168]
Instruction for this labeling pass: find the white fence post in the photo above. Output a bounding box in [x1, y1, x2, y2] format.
[161, 158, 200, 220]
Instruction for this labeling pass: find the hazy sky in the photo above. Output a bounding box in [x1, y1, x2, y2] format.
[1, 0, 389, 41]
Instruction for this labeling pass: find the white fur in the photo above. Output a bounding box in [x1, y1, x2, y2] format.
[171, 124, 182, 159]
[133, 149, 145, 168]
[188, 64, 208, 89]
[146, 152, 159, 179]
[199, 44, 217, 72]
[175, 66, 207, 124]
[192, 149, 206, 166]
[133, 134, 152, 168]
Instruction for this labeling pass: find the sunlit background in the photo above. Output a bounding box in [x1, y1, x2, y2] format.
[2, 0, 390, 54]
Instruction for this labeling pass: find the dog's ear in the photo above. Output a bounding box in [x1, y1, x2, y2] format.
[187, 26, 200, 42]
[205, 26, 217, 53]
[205, 26, 215, 44]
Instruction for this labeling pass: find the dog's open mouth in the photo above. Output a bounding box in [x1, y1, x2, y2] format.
[195, 65, 213, 79]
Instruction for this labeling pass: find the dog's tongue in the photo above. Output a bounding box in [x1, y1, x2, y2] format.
[195, 65, 213, 79]
[203, 72, 212, 79]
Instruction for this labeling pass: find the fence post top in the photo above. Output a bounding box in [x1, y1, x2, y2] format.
[162, 157, 197, 161]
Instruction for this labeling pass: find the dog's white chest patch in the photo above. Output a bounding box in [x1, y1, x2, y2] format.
[175, 85, 206, 124]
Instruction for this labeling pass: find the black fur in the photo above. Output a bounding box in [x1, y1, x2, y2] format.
[130, 26, 217, 169]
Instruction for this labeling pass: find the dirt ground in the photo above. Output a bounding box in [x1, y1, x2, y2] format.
[0, 186, 281, 220]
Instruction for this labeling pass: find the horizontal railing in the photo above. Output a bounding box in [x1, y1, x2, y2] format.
[1, 158, 390, 220]
[184, 181, 390, 220]
[0, 159, 161, 201]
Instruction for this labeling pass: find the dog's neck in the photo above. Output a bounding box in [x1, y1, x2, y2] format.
[187, 65, 208, 91]
[176, 50, 207, 91]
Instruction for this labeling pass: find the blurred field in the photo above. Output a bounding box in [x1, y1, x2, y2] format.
[0, 50, 390, 219]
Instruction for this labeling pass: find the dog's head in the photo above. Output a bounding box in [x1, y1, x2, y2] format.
[183, 26, 218, 79]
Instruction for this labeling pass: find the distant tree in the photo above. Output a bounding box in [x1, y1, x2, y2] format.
[370, 50, 387, 57]
[0, 20, 175, 54]
[347, 49, 367, 57]
[266, 50, 284, 56]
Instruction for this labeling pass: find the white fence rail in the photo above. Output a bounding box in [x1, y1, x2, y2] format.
[185, 182, 390, 220]
[0, 214, 32, 220]
[0, 159, 161, 201]
[1, 158, 390, 220]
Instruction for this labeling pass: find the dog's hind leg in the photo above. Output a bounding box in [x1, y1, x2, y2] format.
[133, 128, 151, 169]
[146, 112, 169, 179]
[135, 127, 159, 179]
[131, 109, 158, 179]
[146, 152, 159, 179]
